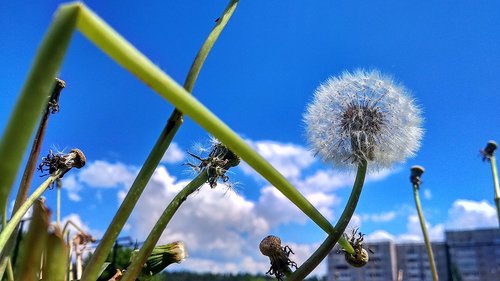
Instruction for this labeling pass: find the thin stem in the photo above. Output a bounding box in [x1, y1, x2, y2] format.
[0, 172, 61, 254]
[62, 219, 87, 237]
[286, 161, 367, 281]
[12, 79, 65, 216]
[80, 2, 238, 280]
[489, 156, 500, 226]
[121, 172, 208, 281]
[413, 184, 439, 281]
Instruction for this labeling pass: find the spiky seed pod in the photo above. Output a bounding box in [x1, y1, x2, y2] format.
[304, 69, 423, 171]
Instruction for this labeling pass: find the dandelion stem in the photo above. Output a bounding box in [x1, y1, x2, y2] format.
[121, 172, 208, 281]
[0, 171, 61, 254]
[413, 184, 439, 281]
[286, 161, 366, 281]
[489, 155, 500, 226]
[12, 78, 65, 217]
[81, 2, 239, 279]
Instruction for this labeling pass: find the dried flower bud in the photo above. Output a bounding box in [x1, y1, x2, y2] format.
[38, 148, 86, 179]
[481, 140, 497, 161]
[259, 235, 297, 281]
[410, 165, 425, 188]
[185, 138, 240, 188]
[47, 78, 66, 114]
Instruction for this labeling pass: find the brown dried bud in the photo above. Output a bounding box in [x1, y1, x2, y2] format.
[410, 165, 425, 187]
[259, 235, 282, 257]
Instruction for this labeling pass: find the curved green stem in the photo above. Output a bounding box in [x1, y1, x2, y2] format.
[121, 172, 208, 281]
[287, 161, 367, 281]
[0, 172, 61, 254]
[488, 156, 500, 226]
[81, 2, 239, 280]
[413, 184, 438, 281]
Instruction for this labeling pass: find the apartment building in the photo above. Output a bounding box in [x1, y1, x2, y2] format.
[327, 228, 500, 281]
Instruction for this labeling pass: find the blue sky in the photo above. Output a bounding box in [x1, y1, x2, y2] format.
[1, 0, 499, 276]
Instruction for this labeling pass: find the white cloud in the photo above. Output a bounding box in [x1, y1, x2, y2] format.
[396, 215, 444, 242]
[361, 211, 396, 223]
[62, 174, 82, 202]
[298, 170, 353, 192]
[239, 140, 315, 180]
[445, 199, 497, 230]
[127, 166, 272, 273]
[423, 188, 432, 200]
[78, 160, 137, 188]
[60, 213, 101, 239]
[161, 142, 186, 164]
[365, 230, 395, 242]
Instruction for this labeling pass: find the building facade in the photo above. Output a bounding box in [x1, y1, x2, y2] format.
[446, 228, 500, 281]
[327, 228, 500, 281]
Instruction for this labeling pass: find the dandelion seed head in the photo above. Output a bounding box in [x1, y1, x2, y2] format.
[304, 69, 423, 171]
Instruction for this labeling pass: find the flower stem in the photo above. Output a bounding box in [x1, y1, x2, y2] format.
[489, 155, 500, 226]
[286, 161, 367, 281]
[0, 171, 61, 254]
[80, 2, 239, 280]
[121, 172, 208, 281]
[413, 184, 439, 281]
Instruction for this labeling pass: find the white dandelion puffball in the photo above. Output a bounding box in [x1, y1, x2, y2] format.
[304, 69, 423, 171]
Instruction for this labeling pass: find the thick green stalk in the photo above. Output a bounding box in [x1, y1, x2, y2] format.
[0, 172, 61, 254]
[81, 2, 238, 280]
[75, 2, 336, 240]
[413, 185, 439, 281]
[489, 156, 500, 226]
[42, 229, 69, 281]
[14, 199, 50, 281]
[121, 172, 208, 281]
[0, 3, 78, 226]
[287, 162, 367, 281]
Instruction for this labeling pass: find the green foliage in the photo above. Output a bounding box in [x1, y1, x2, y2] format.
[85, 246, 134, 280]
